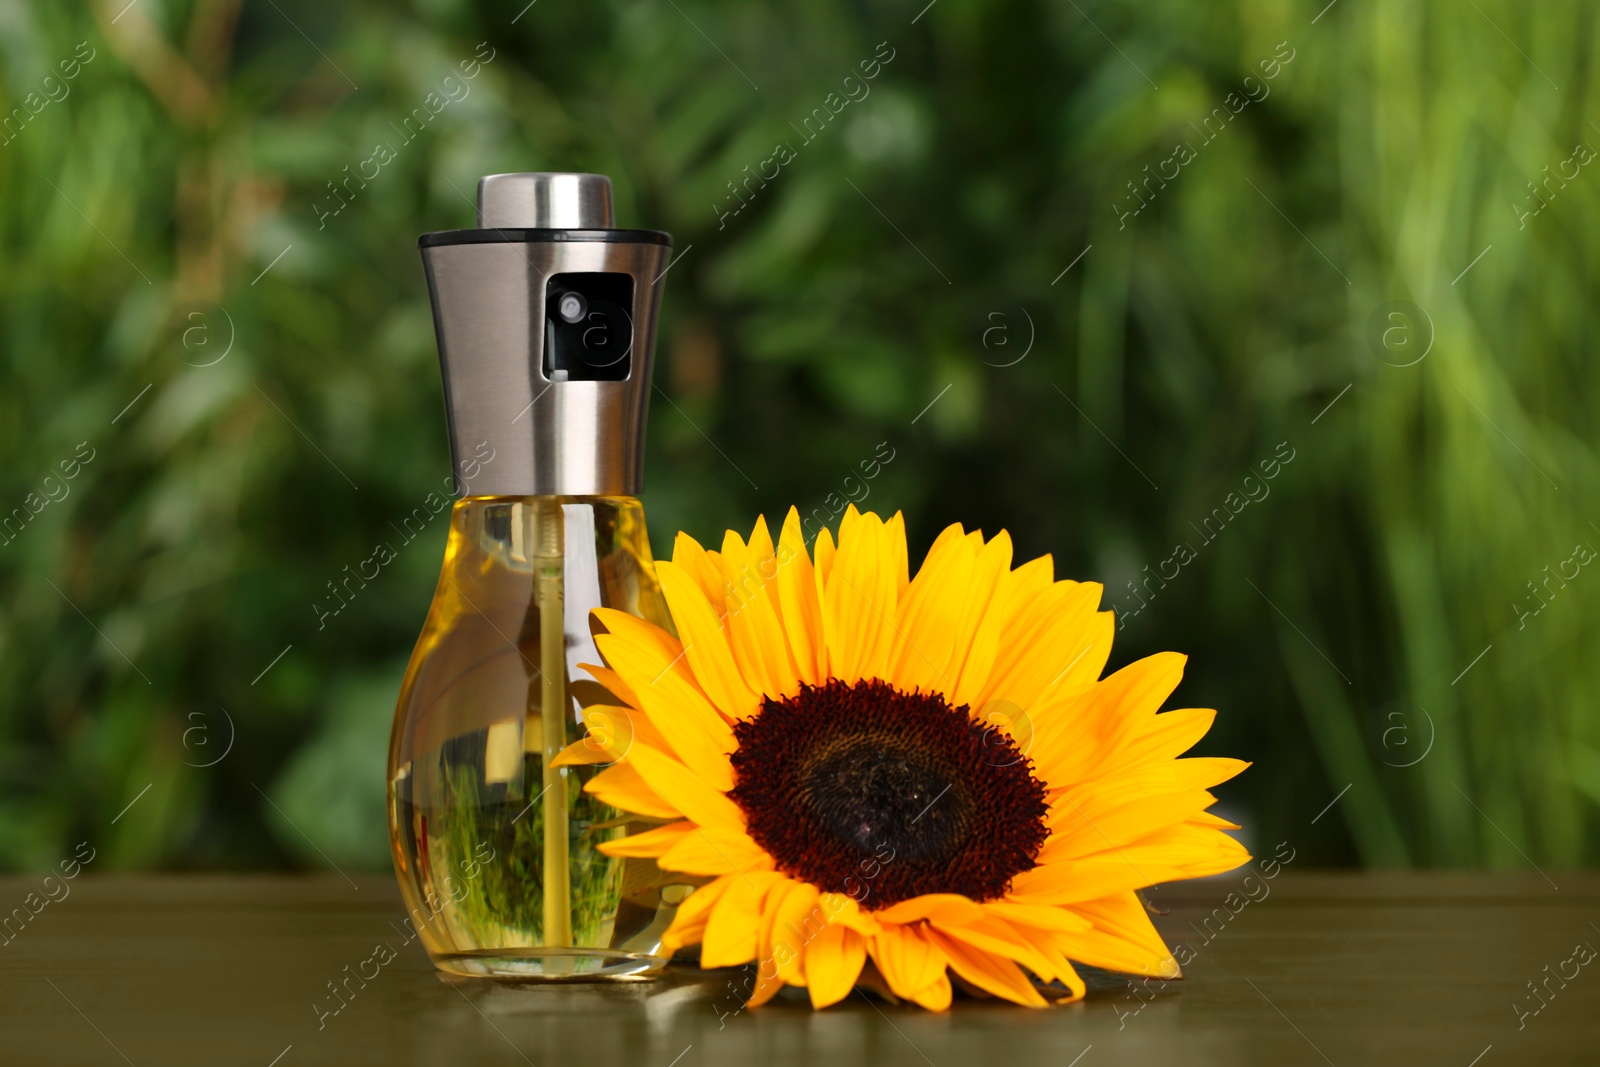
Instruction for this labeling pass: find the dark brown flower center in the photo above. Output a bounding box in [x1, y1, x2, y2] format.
[728, 678, 1049, 909]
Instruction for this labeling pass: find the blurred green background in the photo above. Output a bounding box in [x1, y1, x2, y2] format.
[1, 0, 1595, 873]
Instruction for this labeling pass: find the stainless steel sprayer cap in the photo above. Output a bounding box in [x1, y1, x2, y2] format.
[419, 173, 671, 497]
[477, 172, 615, 229]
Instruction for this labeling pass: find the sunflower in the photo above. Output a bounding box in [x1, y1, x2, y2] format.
[560, 506, 1248, 1010]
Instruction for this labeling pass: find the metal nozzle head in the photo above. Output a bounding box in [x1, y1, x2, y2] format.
[477, 173, 614, 229]
[420, 172, 671, 498]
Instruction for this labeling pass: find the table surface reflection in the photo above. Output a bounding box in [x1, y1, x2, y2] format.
[1, 872, 1594, 1066]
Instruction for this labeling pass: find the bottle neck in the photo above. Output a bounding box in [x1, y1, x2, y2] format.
[440, 496, 657, 597]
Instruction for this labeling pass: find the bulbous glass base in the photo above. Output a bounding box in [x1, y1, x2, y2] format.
[388, 496, 694, 981]
[433, 948, 666, 981]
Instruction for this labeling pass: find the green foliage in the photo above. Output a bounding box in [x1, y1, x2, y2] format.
[1, 0, 1596, 871]
[428, 758, 622, 946]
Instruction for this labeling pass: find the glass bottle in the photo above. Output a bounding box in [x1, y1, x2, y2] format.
[389, 174, 691, 980]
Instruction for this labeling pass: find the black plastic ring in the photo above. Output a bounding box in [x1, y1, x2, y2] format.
[418, 228, 672, 248]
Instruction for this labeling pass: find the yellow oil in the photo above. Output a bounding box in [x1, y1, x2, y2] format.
[387, 496, 693, 979]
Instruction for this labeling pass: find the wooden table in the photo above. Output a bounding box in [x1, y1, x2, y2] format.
[1, 872, 1592, 1065]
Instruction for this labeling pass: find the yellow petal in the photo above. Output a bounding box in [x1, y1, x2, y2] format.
[994, 554, 1055, 625]
[744, 515, 782, 611]
[551, 737, 611, 768]
[913, 522, 968, 583]
[812, 527, 837, 677]
[979, 900, 1094, 934]
[806, 922, 867, 1008]
[923, 926, 1046, 1007]
[591, 606, 687, 665]
[1042, 760, 1248, 859]
[595, 623, 735, 791]
[813, 526, 836, 587]
[884, 511, 910, 599]
[927, 914, 1057, 985]
[1119, 707, 1219, 765]
[745, 964, 787, 1008]
[656, 560, 761, 721]
[776, 508, 825, 685]
[1029, 652, 1187, 785]
[598, 703, 675, 757]
[979, 581, 1111, 711]
[950, 529, 1014, 706]
[872, 893, 987, 927]
[1042, 790, 1219, 862]
[599, 820, 697, 857]
[837, 502, 863, 545]
[701, 870, 784, 967]
[887, 525, 975, 694]
[579, 662, 643, 712]
[552, 704, 656, 767]
[908, 971, 953, 1011]
[658, 825, 772, 876]
[578, 704, 636, 757]
[663, 874, 732, 952]
[671, 531, 728, 616]
[1190, 809, 1243, 830]
[1047, 755, 1249, 818]
[719, 526, 802, 700]
[821, 510, 898, 683]
[583, 760, 680, 819]
[1053, 892, 1181, 979]
[762, 878, 822, 985]
[1027, 940, 1087, 1001]
[623, 744, 746, 831]
[884, 524, 1013, 704]
[818, 891, 880, 936]
[870, 923, 947, 1001]
[1011, 823, 1250, 903]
